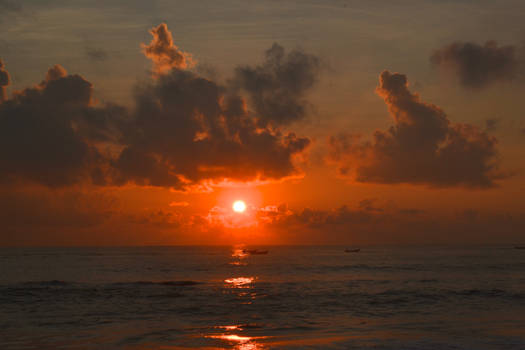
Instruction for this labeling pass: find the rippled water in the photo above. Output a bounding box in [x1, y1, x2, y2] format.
[1, 246, 524, 349]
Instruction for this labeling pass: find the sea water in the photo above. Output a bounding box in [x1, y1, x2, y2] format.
[1, 245, 524, 349]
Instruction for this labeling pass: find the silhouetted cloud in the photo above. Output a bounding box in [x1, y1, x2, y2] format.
[431, 41, 519, 88]
[0, 64, 122, 187]
[111, 24, 313, 189]
[142, 23, 193, 75]
[232, 43, 320, 127]
[0, 23, 315, 190]
[0, 59, 9, 102]
[85, 47, 109, 62]
[114, 68, 310, 189]
[329, 71, 502, 188]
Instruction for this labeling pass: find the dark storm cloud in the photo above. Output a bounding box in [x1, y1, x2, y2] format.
[0, 23, 315, 190]
[430, 41, 520, 88]
[85, 47, 109, 62]
[329, 71, 502, 188]
[0, 59, 9, 102]
[232, 43, 320, 127]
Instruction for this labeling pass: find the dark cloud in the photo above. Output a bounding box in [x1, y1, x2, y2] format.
[485, 118, 500, 131]
[141, 23, 193, 75]
[430, 41, 520, 88]
[0, 64, 122, 187]
[329, 71, 502, 188]
[85, 47, 109, 62]
[231, 43, 320, 127]
[114, 68, 310, 189]
[0, 59, 10, 102]
[0, 23, 315, 190]
[111, 24, 313, 189]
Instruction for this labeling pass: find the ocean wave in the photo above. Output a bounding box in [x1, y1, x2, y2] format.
[21, 280, 71, 286]
[296, 264, 425, 272]
[112, 280, 202, 287]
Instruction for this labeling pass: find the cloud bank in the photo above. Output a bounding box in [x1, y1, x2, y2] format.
[0, 23, 316, 190]
[329, 71, 501, 188]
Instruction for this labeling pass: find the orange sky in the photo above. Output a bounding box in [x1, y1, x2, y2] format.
[1, 2, 525, 246]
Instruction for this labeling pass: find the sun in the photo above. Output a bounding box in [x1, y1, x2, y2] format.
[232, 200, 247, 213]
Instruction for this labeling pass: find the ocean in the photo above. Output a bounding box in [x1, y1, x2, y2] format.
[1, 246, 524, 349]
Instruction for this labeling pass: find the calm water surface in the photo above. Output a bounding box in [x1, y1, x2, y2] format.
[1, 246, 524, 349]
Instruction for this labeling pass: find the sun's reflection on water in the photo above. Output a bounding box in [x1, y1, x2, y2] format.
[224, 277, 255, 287]
[232, 246, 248, 259]
[208, 333, 267, 350]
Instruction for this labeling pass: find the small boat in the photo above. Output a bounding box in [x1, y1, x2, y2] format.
[242, 249, 269, 255]
[344, 248, 360, 253]
[515, 246, 525, 250]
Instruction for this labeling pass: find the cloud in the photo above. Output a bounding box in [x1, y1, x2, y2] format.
[3, 189, 524, 245]
[141, 23, 194, 75]
[113, 68, 310, 189]
[257, 202, 525, 245]
[430, 41, 520, 88]
[85, 47, 109, 62]
[232, 43, 320, 127]
[0, 64, 123, 187]
[329, 71, 502, 188]
[485, 118, 500, 131]
[0, 23, 315, 190]
[112, 25, 313, 190]
[0, 59, 10, 102]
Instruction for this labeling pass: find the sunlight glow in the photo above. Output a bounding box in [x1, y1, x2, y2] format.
[233, 200, 247, 213]
[224, 277, 254, 287]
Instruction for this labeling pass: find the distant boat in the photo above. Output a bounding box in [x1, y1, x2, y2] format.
[242, 249, 269, 255]
[344, 248, 360, 253]
[515, 246, 525, 250]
